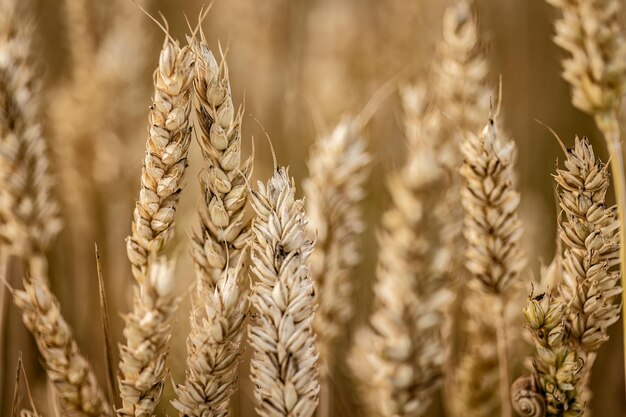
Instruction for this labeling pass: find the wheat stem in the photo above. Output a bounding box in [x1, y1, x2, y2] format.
[595, 111, 626, 386]
[494, 301, 511, 417]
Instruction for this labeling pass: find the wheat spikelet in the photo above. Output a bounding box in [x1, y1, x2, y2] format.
[304, 117, 370, 374]
[513, 292, 583, 417]
[349, 87, 452, 417]
[459, 115, 525, 417]
[554, 136, 621, 406]
[248, 167, 319, 417]
[546, 0, 626, 116]
[125, 36, 194, 281]
[431, 4, 493, 413]
[172, 36, 251, 417]
[13, 275, 110, 417]
[435, 0, 492, 266]
[436, 0, 491, 161]
[0, 1, 61, 257]
[118, 36, 194, 417]
[546, 0, 626, 381]
[460, 117, 525, 294]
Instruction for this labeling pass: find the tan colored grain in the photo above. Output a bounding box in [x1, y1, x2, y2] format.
[117, 35, 194, 417]
[546, 0, 626, 387]
[554, 136, 621, 408]
[349, 86, 452, 417]
[304, 117, 370, 375]
[513, 292, 582, 417]
[248, 167, 320, 417]
[459, 114, 525, 417]
[172, 35, 252, 417]
[13, 274, 110, 417]
[432, 3, 493, 414]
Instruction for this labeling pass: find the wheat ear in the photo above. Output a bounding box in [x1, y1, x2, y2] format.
[0, 0, 61, 256]
[349, 86, 452, 417]
[13, 276, 110, 417]
[249, 167, 320, 417]
[433, 3, 492, 413]
[0, 3, 109, 415]
[459, 115, 525, 417]
[554, 137, 621, 407]
[304, 117, 370, 375]
[513, 292, 583, 417]
[117, 35, 194, 417]
[546, 0, 626, 385]
[172, 36, 251, 417]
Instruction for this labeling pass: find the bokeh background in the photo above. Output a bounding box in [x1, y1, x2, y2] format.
[2, 0, 625, 415]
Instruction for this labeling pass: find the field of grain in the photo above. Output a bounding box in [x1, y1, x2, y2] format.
[1, 0, 625, 416]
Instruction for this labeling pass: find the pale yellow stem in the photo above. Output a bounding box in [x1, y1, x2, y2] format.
[495, 300, 512, 417]
[594, 111, 626, 396]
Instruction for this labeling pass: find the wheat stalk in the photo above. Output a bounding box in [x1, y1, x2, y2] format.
[248, 167, 320, 417]
[554, 136, 621, 408]
[455, 291, 500, 417]
[546, 0, 626, 385]
[304, 117, 370, 375]
[349, 86, 452, 417]
[459, 115, 525, 417]
[118, 35, 194, 417]
[172, 35, 252, 417]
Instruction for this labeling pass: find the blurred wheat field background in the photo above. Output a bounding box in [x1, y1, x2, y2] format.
[1, 0, 626, 416]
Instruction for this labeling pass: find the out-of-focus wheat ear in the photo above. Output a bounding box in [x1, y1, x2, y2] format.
[0, 2, 109, 415]
[173, 34, 251, 417]
[512, 291, 583, 417]
[63, 0, 95, 75]
[118, 34, 194, 417]
[349, 88, 453, 417]
[304, 117, 370, 376]
[546, 0, 626, 384]
[0, 1, 61, 262]
[459, 115, 525, 417]
[554, 136, 621, 410]
[432, 3, 492, 413]
[248, 167, 320, 417]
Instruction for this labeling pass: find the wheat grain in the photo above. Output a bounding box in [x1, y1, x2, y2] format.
[13, 271, 110, 417]
[554, 136, 621, 408]
[304, 117, 370, 375]
[172, 36, 251, 417]
[513, 292, 583, 417]
[459, 115, 525, 417]
[546, 0, 626, 385]
[0, 0, 61, 258]
[248, 167, 319, 417]
[118, 35, 194, 417]
[125, 36, 194, 281]
[431, 3, 493, 413]
[546, 0, 626, 116]
[349, 87, 452, 417]
[460, 117, 525, 294]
